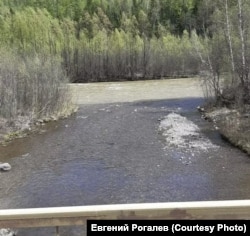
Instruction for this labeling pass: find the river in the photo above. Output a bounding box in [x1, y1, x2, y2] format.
[0, 78, 250, 235]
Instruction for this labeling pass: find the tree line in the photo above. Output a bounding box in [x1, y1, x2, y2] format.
[0, 0, 250, 118]
[0, 0, 204, 82]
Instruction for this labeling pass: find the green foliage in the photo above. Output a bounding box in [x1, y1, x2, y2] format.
[1, 0, 202, 35]
[0, 7, 65, 54]
[0, 0, 203, 83]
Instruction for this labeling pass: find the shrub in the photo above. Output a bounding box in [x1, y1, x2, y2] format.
[0, 50, 73, 123]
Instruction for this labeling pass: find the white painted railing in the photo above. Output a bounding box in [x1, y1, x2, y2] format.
[1, 200, 250, 234]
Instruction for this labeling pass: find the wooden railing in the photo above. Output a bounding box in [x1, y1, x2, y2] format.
[1, 200, 250, 234]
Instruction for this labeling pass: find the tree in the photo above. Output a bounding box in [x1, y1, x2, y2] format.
[148, 0, 160, 36]
[137, 9, 150, 36]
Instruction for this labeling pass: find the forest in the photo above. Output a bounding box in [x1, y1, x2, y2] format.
[0, 0, 250, 126]
[0, 0, 205, 83]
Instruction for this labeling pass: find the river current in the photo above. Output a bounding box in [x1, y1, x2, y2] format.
[0, 78, 250, 235]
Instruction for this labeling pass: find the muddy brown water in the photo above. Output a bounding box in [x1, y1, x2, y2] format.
[0, 78, 250, 235]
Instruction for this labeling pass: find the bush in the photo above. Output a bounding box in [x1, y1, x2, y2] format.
[0, 50, 73, 122]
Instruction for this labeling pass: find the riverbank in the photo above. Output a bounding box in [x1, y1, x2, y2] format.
[200, 106, 250, 155]
[0, 105, 78, 146]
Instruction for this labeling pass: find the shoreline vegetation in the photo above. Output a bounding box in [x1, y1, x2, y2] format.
[0, 0, 249, 156]
[0, 51, 78, 145]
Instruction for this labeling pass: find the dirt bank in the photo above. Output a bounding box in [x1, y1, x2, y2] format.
[200, 106, 250, 155]
[0, 106, 78, 146]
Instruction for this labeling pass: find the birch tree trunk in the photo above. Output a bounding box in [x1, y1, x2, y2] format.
[224, 0, 236, 85]
[237, 0, 247, 86]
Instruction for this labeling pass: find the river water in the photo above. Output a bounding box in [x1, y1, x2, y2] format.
[0, 78, 250, 235]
